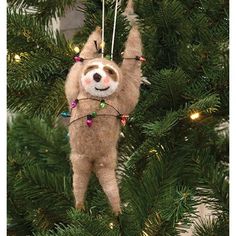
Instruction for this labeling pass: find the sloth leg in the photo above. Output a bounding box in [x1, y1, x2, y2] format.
[70, 153, 92, 210]
[94, 152, 121, 215]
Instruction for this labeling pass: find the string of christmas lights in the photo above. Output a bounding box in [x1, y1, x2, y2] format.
[61, 98, 129, 127]
[73, 54, 146, 63]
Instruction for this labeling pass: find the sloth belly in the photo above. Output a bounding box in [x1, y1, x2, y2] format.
[69, 116, 120, 159]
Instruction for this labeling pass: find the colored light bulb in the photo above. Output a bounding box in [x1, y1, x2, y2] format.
[139, 56, 146, 62]
[136, 56, 146, 62]
[86, 115, 93, 127]
[105, 55, 111, 60]
[73, 55, 84, 62]
[120, 115, 129, 126]
[86, 119, 93, 127]
[120, 117, 127, 126]
[61, 112, 71, 117]
[99, 100, 106, 109]
[71, 99, 79, 109]
[91, 111, 97, 118]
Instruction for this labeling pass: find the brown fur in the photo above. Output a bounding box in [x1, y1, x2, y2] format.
[65, 0, 142, 215]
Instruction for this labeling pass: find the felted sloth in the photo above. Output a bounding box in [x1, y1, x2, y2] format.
[65, 0, 142, 215]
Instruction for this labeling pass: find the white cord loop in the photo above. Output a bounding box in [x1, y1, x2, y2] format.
[110, 0, 119, 60]
[101, 0, 105, 58]
[101, 0, 120, 60]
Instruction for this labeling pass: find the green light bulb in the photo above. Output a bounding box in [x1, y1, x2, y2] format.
[91, 111, 97, 118]
[99, 100, 106, 109]
[105, 55, 111, 60]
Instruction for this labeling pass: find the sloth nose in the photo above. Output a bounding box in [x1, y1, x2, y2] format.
[93, 73, 102, 82]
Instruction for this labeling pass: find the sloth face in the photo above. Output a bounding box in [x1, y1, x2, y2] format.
[81, 61, 119, 97]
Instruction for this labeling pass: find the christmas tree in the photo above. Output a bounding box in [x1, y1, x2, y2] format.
[7, 0, 229, 235]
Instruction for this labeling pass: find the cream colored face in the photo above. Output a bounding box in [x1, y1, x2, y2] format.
[81, 62, 119, 97]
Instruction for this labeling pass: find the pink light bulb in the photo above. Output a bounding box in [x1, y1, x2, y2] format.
[86, 119, 93, 127]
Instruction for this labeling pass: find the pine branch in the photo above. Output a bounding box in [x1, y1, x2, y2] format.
[119, 147, 199, 235]
[34, 224, 94, 236]
[7, 9, 73, 118]
[192, 216, 229, 236]
[196, 158, 229, 213]
[7, 0, 77, 25]
[14, 165, 73, 228]
[8, 115, 70, 171]
[143, 111, 180, 138]
[150, 68, 189, 110]
[34, 209, 120, 236]
[189, 94, 221, 114]
[7, 9, 72, 54]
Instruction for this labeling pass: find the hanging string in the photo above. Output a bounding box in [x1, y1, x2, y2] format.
[101, 0, 105, 58]
[110, 0, 119, 61]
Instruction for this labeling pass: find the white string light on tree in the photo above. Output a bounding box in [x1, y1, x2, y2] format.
[190, 112, 200, 120]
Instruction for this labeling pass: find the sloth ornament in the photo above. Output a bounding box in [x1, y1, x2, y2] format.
[65, 0, 143, 215]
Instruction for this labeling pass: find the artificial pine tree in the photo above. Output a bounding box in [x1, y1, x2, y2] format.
[7, 0, 229, 235]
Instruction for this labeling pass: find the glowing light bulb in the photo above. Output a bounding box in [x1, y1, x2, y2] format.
[109, 222, 114, 229]
[73, 46, 80, 53]
[100, 41, 105, 49]
[149, 149, 157, 154]
[14, 54, 21, 62]
[190, 112, 200, 120]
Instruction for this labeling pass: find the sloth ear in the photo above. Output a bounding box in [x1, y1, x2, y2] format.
[79, 26, 102, 59]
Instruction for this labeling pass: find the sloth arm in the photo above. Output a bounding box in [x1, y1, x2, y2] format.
[118, 26, 142, 114]
[65, 27, 102, 105]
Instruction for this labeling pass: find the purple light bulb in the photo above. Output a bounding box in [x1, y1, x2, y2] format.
[71, 99, 78, 109]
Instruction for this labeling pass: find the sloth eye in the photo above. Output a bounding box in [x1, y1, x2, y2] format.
[104, 66, 115, 75]
[103, 66, 117, 81]
[108, 69, 114, 75]
[84, 65, 98, 75]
